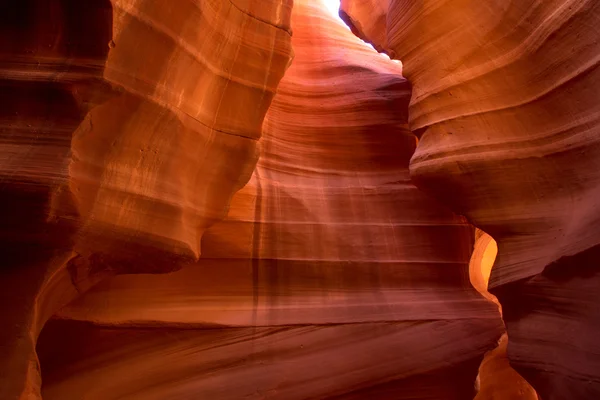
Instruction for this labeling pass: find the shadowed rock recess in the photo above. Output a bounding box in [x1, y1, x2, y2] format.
[0, 0, 596, 399]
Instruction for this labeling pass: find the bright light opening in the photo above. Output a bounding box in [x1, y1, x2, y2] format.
[320, 0, 400, 64]
[322, 0, 342, 20]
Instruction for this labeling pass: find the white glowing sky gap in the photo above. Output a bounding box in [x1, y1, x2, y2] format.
[322, 0, 343, 20]
[320, 0, 399, 62]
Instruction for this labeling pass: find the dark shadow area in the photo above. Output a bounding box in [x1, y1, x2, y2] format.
[0, 1, 113, 398]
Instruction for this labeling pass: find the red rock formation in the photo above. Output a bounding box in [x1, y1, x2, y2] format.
[8, 0, 595, 398]
[35, 1, 503, 399]
[341, 0, 600, 398]
[0, 1, 292, 399]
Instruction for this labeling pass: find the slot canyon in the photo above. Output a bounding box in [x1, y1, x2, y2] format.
[0, 0, 598, 399]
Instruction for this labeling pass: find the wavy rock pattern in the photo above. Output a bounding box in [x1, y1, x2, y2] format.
[36, 1, 503, 399]
[341, 0, 600, 398]
[0, 1, 292, 399]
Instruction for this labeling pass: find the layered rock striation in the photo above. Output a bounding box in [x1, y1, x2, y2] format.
[0, 1, 292, 398]
[36, 1, 503, 399]
[4, 0, 597, 398]
[341, 0, 600, 398]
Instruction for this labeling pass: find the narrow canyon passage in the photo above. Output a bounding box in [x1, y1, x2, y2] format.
[37, 1, 503, 399]
[1, 1, 599, 400]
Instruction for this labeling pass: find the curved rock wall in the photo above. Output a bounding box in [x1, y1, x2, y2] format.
[341, 0, 600, 398]
[0, 1, 292, 398]
[5, 0, 593, 398]
[469, 231, 538, 400]
[36, 1, 502, 398]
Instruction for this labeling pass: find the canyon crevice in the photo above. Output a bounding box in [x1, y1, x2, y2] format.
[1, 0, 599, 399]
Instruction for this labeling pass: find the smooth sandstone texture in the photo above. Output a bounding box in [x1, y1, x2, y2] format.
[341, 0, 600, 399]
[469, 231, 501, 308]
[469, 231, 538, 400]
[475, 334, 539, 400]
[36, 1, 503, 399]
[0, 1, 292, 399]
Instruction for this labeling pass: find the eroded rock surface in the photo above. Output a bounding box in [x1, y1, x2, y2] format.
[0, 1, 292, 398]
[341, 0, 600, 398]
[470, 231, 538, 400]
[4, 0, 598, 398]
[36, 1, 502, 399]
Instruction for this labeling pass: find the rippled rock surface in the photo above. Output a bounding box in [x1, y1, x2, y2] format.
[342, 1, 600, 398]
[0, 1, 292, 398]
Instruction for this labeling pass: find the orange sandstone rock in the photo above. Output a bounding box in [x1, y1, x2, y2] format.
[0, 1, 292, 398]
[470, 231, 538, 400]
[341, 0, 600, 398]
[37, 2, 502, 399]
